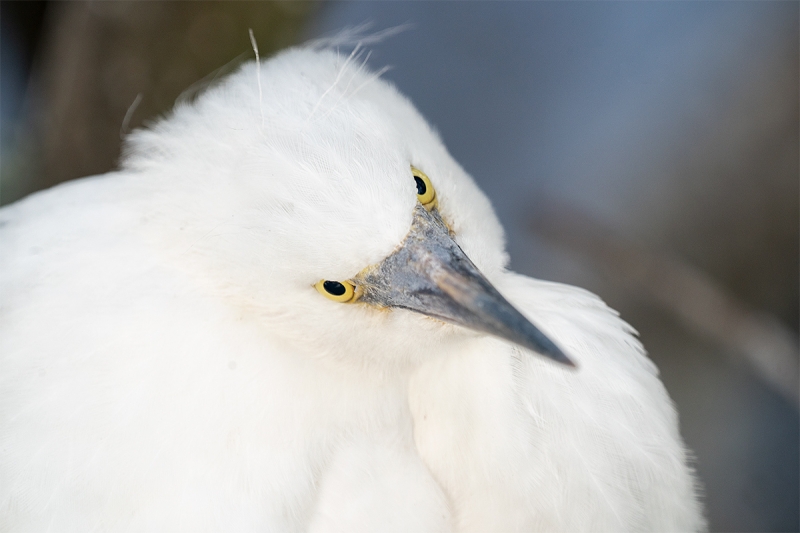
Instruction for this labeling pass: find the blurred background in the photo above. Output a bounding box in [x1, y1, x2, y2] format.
[1, 2, 797, 531]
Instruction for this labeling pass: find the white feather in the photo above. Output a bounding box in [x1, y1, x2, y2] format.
[0, 47, 704, 531]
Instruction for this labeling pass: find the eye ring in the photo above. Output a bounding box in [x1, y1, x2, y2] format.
[411, 166, 436, 209]
[315, 279, 356, 303]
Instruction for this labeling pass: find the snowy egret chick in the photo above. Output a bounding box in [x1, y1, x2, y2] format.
[0, 47, 705, 531]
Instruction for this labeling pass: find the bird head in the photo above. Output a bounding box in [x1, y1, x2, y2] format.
[124, 47, 571, 370]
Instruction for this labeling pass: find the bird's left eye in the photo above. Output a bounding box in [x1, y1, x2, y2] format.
[412, 167, 436, 209]
[315, 280, 356, 303]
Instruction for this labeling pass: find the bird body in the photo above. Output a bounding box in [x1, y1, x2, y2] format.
[0, 47, 704, 531]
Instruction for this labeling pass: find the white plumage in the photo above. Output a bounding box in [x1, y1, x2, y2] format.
[0, 46, 704, 531]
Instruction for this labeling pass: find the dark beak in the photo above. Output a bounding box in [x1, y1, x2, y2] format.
[354, 204, 575, 367]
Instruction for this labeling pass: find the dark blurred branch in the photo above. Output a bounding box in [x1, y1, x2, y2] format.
[531, 202, 799, 407]
[3, 1, 317, 206]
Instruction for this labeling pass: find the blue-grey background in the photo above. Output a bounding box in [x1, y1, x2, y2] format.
[2, 2, 797, 531]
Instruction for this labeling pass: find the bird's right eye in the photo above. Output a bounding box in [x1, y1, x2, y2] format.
[315, 280, 356, 303]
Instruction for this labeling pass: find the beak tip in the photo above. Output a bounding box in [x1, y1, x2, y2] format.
[517, 328, 576, 369]
[544, 347, 578, 368]
[561, 355, 578, 369]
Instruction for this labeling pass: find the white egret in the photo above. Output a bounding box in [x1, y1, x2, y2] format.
[0, 46, 704, 531]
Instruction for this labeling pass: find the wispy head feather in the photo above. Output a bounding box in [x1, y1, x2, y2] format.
[303, 22, 413, 52]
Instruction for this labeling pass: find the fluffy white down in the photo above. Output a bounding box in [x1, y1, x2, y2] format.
[0, 47, 704, 531]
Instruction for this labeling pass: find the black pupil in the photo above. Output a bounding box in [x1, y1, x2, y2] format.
[414, 176, 426, 196]
[323, 281, 346, 296]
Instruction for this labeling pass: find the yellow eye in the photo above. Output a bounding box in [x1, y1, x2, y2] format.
[315, 279, 356, 303]
[412, 167, 436, 209]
